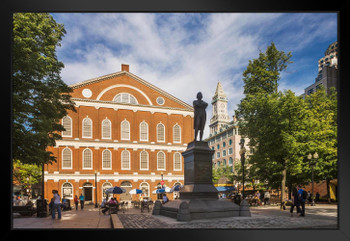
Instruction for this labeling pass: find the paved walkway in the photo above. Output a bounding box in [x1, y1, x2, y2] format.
[13, 204, 111, 229]
[13, 203, 337, 229]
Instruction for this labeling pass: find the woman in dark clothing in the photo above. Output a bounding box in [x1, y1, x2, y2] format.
[290, 187, 301, 217]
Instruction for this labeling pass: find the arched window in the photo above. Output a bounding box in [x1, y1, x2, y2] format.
[101, 118, 111, 139]
[62, 147, 72, 169]
[173, 124, 181, 143]
[157, 123, 165, 142]
[157, 151, 166, 170]
[82, 117, 92, 138]
[139, 121, 148, 141]
[229, 157, 233, 166]
[140, 182, 149, 197]
[62, 182, 73, 199]
[173, 152, 182, 171]
[102, 149, 112, 169]
[121, 150, 130, 170]
[140, 151, 149, 170]
[62, 116, 72, 137]
[83, 148, 93, 169]
[102, 182, 113, 200]
[223, 159, 227, 166]
[121, 120, 130, 140]
[113, 93, 138, 104]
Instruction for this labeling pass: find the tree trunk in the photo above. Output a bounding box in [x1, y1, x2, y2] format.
[281, 167, 287, 204]
[326, 179, 331, 204]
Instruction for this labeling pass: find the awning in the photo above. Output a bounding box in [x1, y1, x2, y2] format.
[216, 186, 236, 192]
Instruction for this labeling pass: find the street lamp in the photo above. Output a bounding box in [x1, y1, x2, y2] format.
[239, 138, 246, 199]
[94, 171, 98, 208]
[307, 152, 318, 206]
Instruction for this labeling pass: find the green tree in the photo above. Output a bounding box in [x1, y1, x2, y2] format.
[13, 160, 42, 198]
[12, 13, 75, 165]
[304, 86, 337, 202]
[212, 165, 234, 184]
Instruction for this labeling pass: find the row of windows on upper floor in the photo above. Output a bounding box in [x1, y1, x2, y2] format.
[213, 157, 234, 168]
[60, 147, 183, 172]
[212, 148, 234, 159]
[62, 116, 182, 143]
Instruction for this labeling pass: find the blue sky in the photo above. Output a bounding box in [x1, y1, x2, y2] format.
[51, 13, 337, 137]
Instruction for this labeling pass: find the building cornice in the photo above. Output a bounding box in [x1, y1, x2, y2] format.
[72, 98, 194, 117]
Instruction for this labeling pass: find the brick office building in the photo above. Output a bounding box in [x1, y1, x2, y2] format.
[44, 64, 194, 204]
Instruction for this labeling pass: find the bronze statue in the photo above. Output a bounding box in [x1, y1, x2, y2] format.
[193, 92, 208, 141]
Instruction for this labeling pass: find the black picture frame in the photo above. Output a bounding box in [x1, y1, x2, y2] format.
[4, 0, 350, 240]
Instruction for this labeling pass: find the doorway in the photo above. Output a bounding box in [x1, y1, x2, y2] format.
[83, 183, 93, 202]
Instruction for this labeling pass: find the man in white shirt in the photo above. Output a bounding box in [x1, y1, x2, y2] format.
[51, 190, 61, 219]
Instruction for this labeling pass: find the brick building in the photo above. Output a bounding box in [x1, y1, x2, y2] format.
[44, 64, 194, 204]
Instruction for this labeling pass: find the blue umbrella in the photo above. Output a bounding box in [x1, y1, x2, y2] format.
[170, 184, 183, 192]
[129, 189, 143, 195]
[152, 188, 165, 194]
[105, 186, 126, 194]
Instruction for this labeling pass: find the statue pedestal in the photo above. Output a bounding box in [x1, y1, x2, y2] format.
[157, 141, 241, 221]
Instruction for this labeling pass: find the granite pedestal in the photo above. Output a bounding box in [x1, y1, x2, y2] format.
[157, 141, 241, 221]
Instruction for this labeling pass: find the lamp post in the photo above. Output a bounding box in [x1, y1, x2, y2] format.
[239, 138, 246, 199]
[94, 171, 98, 208]
[307, 152, 318, 206]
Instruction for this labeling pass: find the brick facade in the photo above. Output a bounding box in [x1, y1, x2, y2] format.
[44, 65, 194, 204]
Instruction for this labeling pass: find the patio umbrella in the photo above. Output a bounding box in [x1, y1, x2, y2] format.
[170, 184, 183, 192]
[164, 187, 172, 193]
[129, 189, 143, 195]
[152, 188, 165, 194]
[105, 186, 126, 194]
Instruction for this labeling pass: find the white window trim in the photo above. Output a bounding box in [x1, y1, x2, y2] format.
[139, 150, 149, 171]
[157, 151, 166, 171]
[102, 182, 113, 200]
[62, 147, 72, 169]
[140, 182, 150, 197]
[173, 124, 181, 144]
[62, 116, 72, 138]
[82, 117, 93, 139]
[82, 148, 93, 170]
[61, 182, 74, 200]
[121, 150, 131, 170]
[113, 92, 139, 104]
[173, 152, 182, 171]
[157, 122, 165, 143]
[101, 118, 112, 140]
[121, 119, 130, 141]
[102, 149, 112, 170]
[139, 121, 149, 142]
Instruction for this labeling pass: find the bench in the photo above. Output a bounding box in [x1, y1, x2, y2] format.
[13, 205, 37, 217]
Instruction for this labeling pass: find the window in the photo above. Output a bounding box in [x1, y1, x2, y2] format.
[217, 161, 221, 167]
[62, 182, 73, 199]
[62, 148, 72, 169]
[157, 151, 166, 170]
[223, 150, 226, 157]
[101, 119, 111, 139]
[102, 182, 113, 200]
[173, 124, 181, 143]
[229, 157, 233, 166]
[121, 150, 130, 170]
[62, 116, 72, 137]
[113, 93, 138, 104]
[157, 123, 165, 142]
[223, 142, 226, 147]
[217, 152, 220, 158]
[140, 182, 149, 197]
[102, 149, 112, 169]
[228, 148, 233, 155]
[140, 151, 149, 170]
[217, 144, 220, 149]
[156, 97, 165, 105]
[139, 121, 148, 141]
[173, 152, 182, 171]
[223, 159, 227, 166]
[82, 117, 92, 138]
[83, 148, 93, 169]
[121, 120, 130, 140]
[229, 139, 232, 145]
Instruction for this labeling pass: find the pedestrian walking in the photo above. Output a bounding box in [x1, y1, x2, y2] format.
[74, 195, 79, 210]
[51, 190, 62, 219]
[297, 185, 306, 217]
[264, 191, 270, 205]
[315, 192, 320, 203]
[308, 191, 312, 205]
[79, 193, 85, 210]
[290, 187, 301, 217]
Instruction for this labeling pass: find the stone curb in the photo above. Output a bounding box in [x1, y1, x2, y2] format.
[111, 214, 124, 228]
